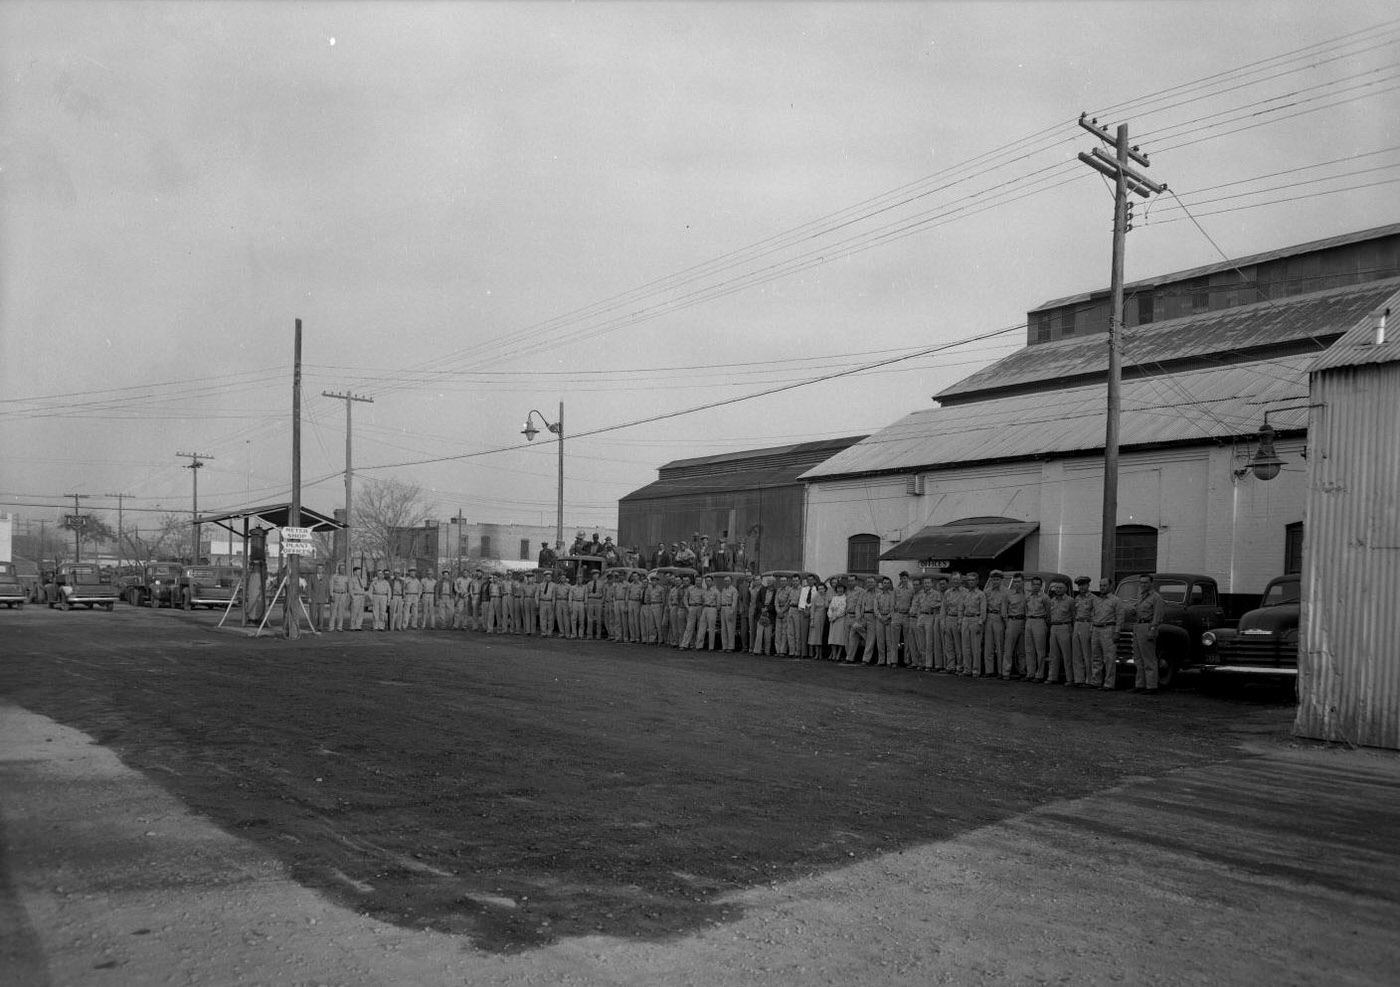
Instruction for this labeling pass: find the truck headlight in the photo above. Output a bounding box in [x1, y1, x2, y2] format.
[1202, 631, 1217, 647]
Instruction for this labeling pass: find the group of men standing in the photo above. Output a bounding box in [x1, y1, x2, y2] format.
[814, 570, 1167, 693]
[309, 558, 1169, 695]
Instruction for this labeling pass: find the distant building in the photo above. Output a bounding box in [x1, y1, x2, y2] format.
[799, 223, 1400, 600]
[0, 513, 12, 563]
[619, 437, 867, 572]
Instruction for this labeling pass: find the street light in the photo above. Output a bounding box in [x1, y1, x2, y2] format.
[522, 401, 564, 552]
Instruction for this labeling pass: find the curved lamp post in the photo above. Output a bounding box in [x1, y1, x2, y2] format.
[522, 402, 564, 551]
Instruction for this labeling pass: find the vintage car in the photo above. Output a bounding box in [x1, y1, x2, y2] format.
[0, 561, 27, 609]
[176, 565, 244, 609]
[121, 562, 183, 607]
[649, 565, 699, 583]
[47, 562, 120, 611]
[1201, 574, 1300, 684]
[759, 569, 825, 586]
[552, 554, 606, 584]
[1113, 572, 1227, 688]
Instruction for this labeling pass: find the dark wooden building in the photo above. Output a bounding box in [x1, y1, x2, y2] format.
[618, 437, 866, 572]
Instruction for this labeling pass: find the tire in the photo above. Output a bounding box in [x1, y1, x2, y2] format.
[104, 602, 115, 612]
[182, 592, 193, 611]
[1156, 650, 1178, 690]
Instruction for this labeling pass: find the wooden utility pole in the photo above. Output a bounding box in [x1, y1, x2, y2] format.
[1076, 114, 1165, 584]
[105, 492, 133, 564]
[322, 390, 373, 575]
[175, 452, 214, 563]
[62, 493, 89, 562]
[286, 318, 303, 639]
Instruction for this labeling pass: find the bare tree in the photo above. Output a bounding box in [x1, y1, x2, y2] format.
[352, 477, 433, 570]
[125, 513, 189, 566]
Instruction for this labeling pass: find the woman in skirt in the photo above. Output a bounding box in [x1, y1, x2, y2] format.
[825, 580, 848, 661]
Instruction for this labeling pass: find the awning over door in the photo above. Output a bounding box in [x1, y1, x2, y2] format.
[879, 521, 1038, 562]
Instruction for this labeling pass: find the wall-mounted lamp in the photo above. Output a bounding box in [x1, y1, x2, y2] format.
[1235, 417, 1285, 481]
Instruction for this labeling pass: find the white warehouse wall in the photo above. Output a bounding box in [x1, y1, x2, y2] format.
[802, 437, 1306, 593]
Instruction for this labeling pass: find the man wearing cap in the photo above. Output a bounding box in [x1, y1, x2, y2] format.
[369, 569, 390, 630]
[585, 570, 605, 639]
[675, 542, 697, 568]
[891, 571, 915, 667]
[1046, 580, 1074, 684]
[1002, 573, 1027, 678]
[641, 573, 663, 644]
[538, 541, 556, 569]
[981, 570, 1007, 676]
[1070, 576, 1096, 686]
[567, 572, 587, 639]
[698, 575, 720, 649]
[1131, 574, 1167, 694]
[656, 542, 674, 568]
[941, 575, 964, 672]
[625, 571, 644, 643]
[328, 563, 350, 632]
[402, 568, 422, 630]
[679, 575, 705, 649]
[959, 572, 987, 676]
[1091, 577, 1124, 689]
[1023, 576, 1049, 680]
[914, 576, 937, 670]
[537, 571, 557, 637]
[390, 570, 407, 630]
[752, 575, 776, 655]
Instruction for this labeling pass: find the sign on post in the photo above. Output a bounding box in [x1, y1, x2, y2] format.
[280, 526, 315, 556]
[64, 514, 88, 529]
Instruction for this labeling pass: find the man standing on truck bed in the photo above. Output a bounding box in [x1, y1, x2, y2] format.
[1131, 575, 1167, 695]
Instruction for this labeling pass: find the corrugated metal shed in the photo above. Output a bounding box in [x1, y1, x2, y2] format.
[1295, 316, 1400, 749]
[1032, 222, 1400, 312]
[938, 277, 1400, 404]
[1306, 287, 1400, 372]
[803, 356, 1311, 481]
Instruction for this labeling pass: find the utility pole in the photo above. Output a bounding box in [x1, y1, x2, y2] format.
[175, 452, 214, 562]
[62, 493, 90, 562]
[105, 492, 133, 564]
[1076, 114, 1165, 584]
[286, 318, 303, 639]
[322, 389, 373, 576]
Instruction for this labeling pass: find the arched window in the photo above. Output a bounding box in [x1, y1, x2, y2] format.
[1115, 524, 1158, 577]
[847, 533, 880, 574]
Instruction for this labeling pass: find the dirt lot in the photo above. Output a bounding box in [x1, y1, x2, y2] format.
[0, 603, 1313, 961]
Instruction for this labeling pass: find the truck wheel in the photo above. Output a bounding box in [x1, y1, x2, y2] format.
[182, 592, 193, 611]
[1156, 651, 1177, 690]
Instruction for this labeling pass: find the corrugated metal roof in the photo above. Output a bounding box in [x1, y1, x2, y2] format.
[624, 436, 867, 502]
[1032, 222, 1400, 312]
[656, 436, 867, 473]
[1307, 286, 1400, 372]
[938, 277, 1400, 404]
[802, 355, 1313, 481]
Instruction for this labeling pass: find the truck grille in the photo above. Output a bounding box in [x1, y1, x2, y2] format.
[1216, 638, 1295, 667]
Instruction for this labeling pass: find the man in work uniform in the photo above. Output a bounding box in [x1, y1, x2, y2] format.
[370, 569, 391, 631]
[869, 576, 895, 665]
[699, 575, 720, 650]
[585, 570, 606, 639]
[1046, 580, 1074, 684]
[642, 573, 665, 644]
[679, 575, 705, 649]
[626, 572, 645, 643]
[845, 577, 872, 663]
[567, 573, 587, 639]
[403, 568, 422, 630]
[390, 571, 407, 630]
[309, 564, 330, 630]
[349, 565, 368, 632]
[794, 575, 816, 658]
[1070, 576, 1095, 686]
[329, 563, 350, 632]
[453, 569, 471, 629]
[981, 570, 1007, 676]
[537, 541, 556, 569]
[891, 572, 916, 667]
[1091, 577, 1124, 690]
[1024, 576, 1050, 681]
[1131, 574, 1167, 694]
[959, 572, 987, 676]
[941, 575, 964, 673]
[719, 575, 738, 651]
[735, 573, 752, 653]
[538, 572, 558, 637]
[1001, 573, 1026, 678]
[916, 577, 940, 671]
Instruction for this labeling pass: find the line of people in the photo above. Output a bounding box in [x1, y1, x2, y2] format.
[315, 562, 1164, 694]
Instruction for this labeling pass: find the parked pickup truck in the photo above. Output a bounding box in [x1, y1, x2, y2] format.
[176, 565, 243, 609]
[1114, 573, 1227, 689]
[1201, 574, 1300, 683]
[124, 562, 183, 607]
[0, 561, 26, 609]
[47, 562, 120, 611]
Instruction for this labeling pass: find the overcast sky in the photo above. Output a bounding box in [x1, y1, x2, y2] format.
[2, 0, 1396, 539]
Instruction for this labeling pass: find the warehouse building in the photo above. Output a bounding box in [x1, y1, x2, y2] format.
[799, 223, 1400, 601]
[619, 437, 866, 573]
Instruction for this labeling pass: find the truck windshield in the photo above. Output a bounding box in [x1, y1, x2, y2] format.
[1262, 579, 1301, 607]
